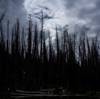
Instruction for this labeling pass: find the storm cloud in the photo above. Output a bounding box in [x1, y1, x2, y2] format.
[0, 0, 26, 25]
[64, 0, 100, 34]
[0, 0, 100, 36]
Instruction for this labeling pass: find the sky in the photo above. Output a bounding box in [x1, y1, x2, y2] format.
[0, 0, 100, 37]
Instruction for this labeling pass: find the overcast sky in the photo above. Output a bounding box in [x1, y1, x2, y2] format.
[0, 0, 100, 37]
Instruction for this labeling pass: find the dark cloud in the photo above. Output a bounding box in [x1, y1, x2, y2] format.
[64, 0, 79, 9]
[0, 0, 100, 36]
[63, 0, 100, 34]
[0, 0, 26, 25]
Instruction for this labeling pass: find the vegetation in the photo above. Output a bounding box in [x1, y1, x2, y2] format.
[0, 12, 100, 94]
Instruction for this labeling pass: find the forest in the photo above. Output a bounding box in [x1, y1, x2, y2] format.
[0, 12, 99, 95]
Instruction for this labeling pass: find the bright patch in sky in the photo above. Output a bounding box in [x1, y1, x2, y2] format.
[23, 0, 89, 35]
[24, 0, 68, 32]
[21, 0, 100, 40]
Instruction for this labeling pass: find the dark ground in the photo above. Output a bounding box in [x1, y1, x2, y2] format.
[0, 96, 99, 99]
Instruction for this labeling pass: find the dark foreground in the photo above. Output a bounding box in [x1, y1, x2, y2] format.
[0, 95, 99, 99]
[0, 91, 100, 99]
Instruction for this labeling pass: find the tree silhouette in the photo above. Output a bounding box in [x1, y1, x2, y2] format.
[0, 12, 100, 95]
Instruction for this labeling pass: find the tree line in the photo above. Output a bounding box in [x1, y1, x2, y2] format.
[0, 13, 100, 93]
